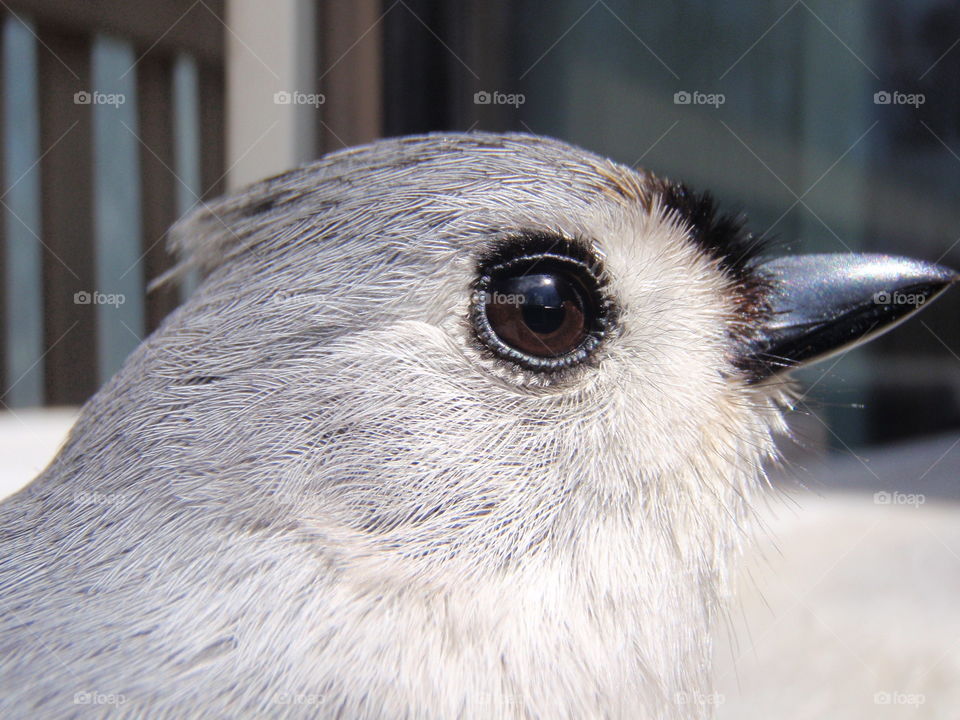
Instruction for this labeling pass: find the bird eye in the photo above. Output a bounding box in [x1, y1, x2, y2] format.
[471, 239, 611, 371]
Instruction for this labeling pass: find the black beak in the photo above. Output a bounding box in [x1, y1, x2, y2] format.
[749, 253, 958, 378]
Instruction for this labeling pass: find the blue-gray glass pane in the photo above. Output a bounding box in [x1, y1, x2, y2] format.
[2, 15, 43, 408]
[91, 34, 144, 385]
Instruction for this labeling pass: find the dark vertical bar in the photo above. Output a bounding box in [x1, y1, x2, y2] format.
[381, 1, 517, 136]
[136, 54, 178, 333]
[382, 0, 456, 135]
[0, 20, 6, 397]
[316, 0, 382, 154]
[36, 28, 95, 405]
[461, 0, 518, 132]
[198, 62, 225, 200]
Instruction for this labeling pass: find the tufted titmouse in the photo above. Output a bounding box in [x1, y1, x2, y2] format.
[0, 134, 955, 719]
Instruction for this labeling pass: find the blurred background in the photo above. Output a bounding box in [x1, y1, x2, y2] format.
[1, 0, 959, 449]
[0, 2, 958, 715]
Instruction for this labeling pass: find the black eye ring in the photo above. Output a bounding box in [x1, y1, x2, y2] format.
[470, 236, 613, 372]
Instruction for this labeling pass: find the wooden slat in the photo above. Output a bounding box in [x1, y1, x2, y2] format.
[136, 54, 178, 333]
[198, 62, 225, 200]
[316, 0, 383, 153]
[36, 27, 96, 405]
[5, 0, 224, 64]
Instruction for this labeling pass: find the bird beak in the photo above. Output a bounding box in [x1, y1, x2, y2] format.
[748, 253, 958, 378]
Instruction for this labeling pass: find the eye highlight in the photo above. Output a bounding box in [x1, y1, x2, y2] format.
[471, 236, 612, 372]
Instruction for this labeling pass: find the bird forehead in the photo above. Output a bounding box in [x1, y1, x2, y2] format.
[168, 133, 728, 320]
[344, 143, 662, 255]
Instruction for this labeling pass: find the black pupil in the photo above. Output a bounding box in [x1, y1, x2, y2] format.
[510, 274, 576, 333]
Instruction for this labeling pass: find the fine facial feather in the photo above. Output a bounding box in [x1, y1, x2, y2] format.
[0, 133, 790, 719]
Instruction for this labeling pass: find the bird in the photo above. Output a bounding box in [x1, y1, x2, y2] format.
[0, 132, 954, 720]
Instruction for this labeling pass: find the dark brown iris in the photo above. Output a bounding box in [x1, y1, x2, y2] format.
[484, 272, 589, 357]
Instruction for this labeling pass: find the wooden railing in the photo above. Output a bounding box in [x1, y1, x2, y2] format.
[0, 0, 225, 406]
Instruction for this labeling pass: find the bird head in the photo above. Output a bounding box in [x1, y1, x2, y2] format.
[78, 134, 954, 589]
